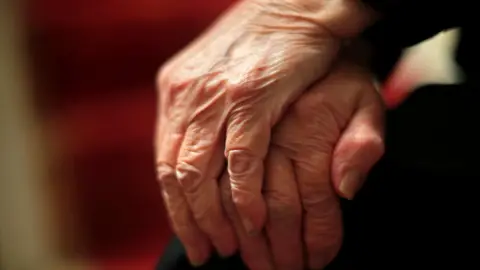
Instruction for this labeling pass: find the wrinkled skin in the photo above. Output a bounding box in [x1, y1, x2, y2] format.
[220, 60, 384, 270]
[155, 0, 375, 266]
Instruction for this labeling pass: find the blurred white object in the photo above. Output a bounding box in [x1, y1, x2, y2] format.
[382, 28, 463, 108]
[394, 28, 463, 90]
[0, 1, 60, 269]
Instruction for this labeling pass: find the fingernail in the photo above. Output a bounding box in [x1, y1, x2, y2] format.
[187, 248, 209, 267]
[218, 248, 235, 258]
[228, 151, 252, 175]
[216, 241, 237, 258]
[339, 170, 362, 200]
[190, 261, 202, 268]
[176, 163, 200, 188]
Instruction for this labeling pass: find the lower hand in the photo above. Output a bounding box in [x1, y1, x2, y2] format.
[221, 58, 385, 270]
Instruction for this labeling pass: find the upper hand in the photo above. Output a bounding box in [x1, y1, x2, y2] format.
[155, 0, 346, 264]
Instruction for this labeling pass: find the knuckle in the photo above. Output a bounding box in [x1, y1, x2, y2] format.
[227, 149, 260, 177]
[166, 79, 188, 96]
[157, 165, 185, 212]
[356, 130, 382, 147]
[156, 162, 175, 184]
[156, 63, 173, 89]
[156, 67, 192, 98]
[352, 129, 385, 158]
[368, 133, 385, 158]
[175, 162, 203, 192]
[225, 81, 246, 98]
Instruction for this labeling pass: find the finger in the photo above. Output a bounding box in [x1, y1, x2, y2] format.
[220, 170, 274, 270]
[332, 89, 385, 200]
[176, 117, 237, 257]
[155, 120, 211, 266]
[157, 165, 212, 266]
[225, 110, 269, 235]
[264, 147, 303, 270]
[294, 148, 343, 269]
[272, 85, 343, 269]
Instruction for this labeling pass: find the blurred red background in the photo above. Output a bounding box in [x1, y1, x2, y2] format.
[25, 1, 235, 269]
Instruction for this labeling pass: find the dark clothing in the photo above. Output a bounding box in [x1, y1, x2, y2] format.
[157, 1, 480, 269]
[366, 0, 477, 80]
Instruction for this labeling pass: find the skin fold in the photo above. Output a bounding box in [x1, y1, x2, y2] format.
[155, 0, 377, 266]
[220, 59, 384, 270]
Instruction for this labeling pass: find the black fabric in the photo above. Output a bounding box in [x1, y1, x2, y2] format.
[363, 0, 467, 26]
[361, 0, 403, 14]
[157, 237, 247, 270]
[157, 237, 190, 269]
[456, 26, 480, 82]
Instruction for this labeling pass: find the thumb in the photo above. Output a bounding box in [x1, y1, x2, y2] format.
[332, 91, 385, 200]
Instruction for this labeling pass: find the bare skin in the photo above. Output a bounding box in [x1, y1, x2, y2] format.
[155, 0, 376, 266]
[220, 59, 384, 270]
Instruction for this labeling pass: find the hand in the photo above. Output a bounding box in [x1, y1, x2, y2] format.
[221, 59, 384, 270]
[155, 0, 375, 265]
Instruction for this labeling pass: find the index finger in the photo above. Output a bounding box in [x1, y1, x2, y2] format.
[155, 118, 212, 266]
[294, 151, 343, 269]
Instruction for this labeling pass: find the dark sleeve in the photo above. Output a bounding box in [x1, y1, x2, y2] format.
[362, 0, 403, 15]
[363, 0, 467, 48]
[360, 0, 471, 80]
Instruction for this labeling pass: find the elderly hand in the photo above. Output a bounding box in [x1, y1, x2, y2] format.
[155, 0, 375, 265]
[220, 59, 384, 270]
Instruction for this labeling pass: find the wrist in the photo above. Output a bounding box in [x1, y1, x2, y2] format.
[269, 0, 379, 38]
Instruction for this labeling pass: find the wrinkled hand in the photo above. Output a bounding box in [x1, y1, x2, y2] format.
[155, 0, 374, 265]
[220, 59, 384, 270]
